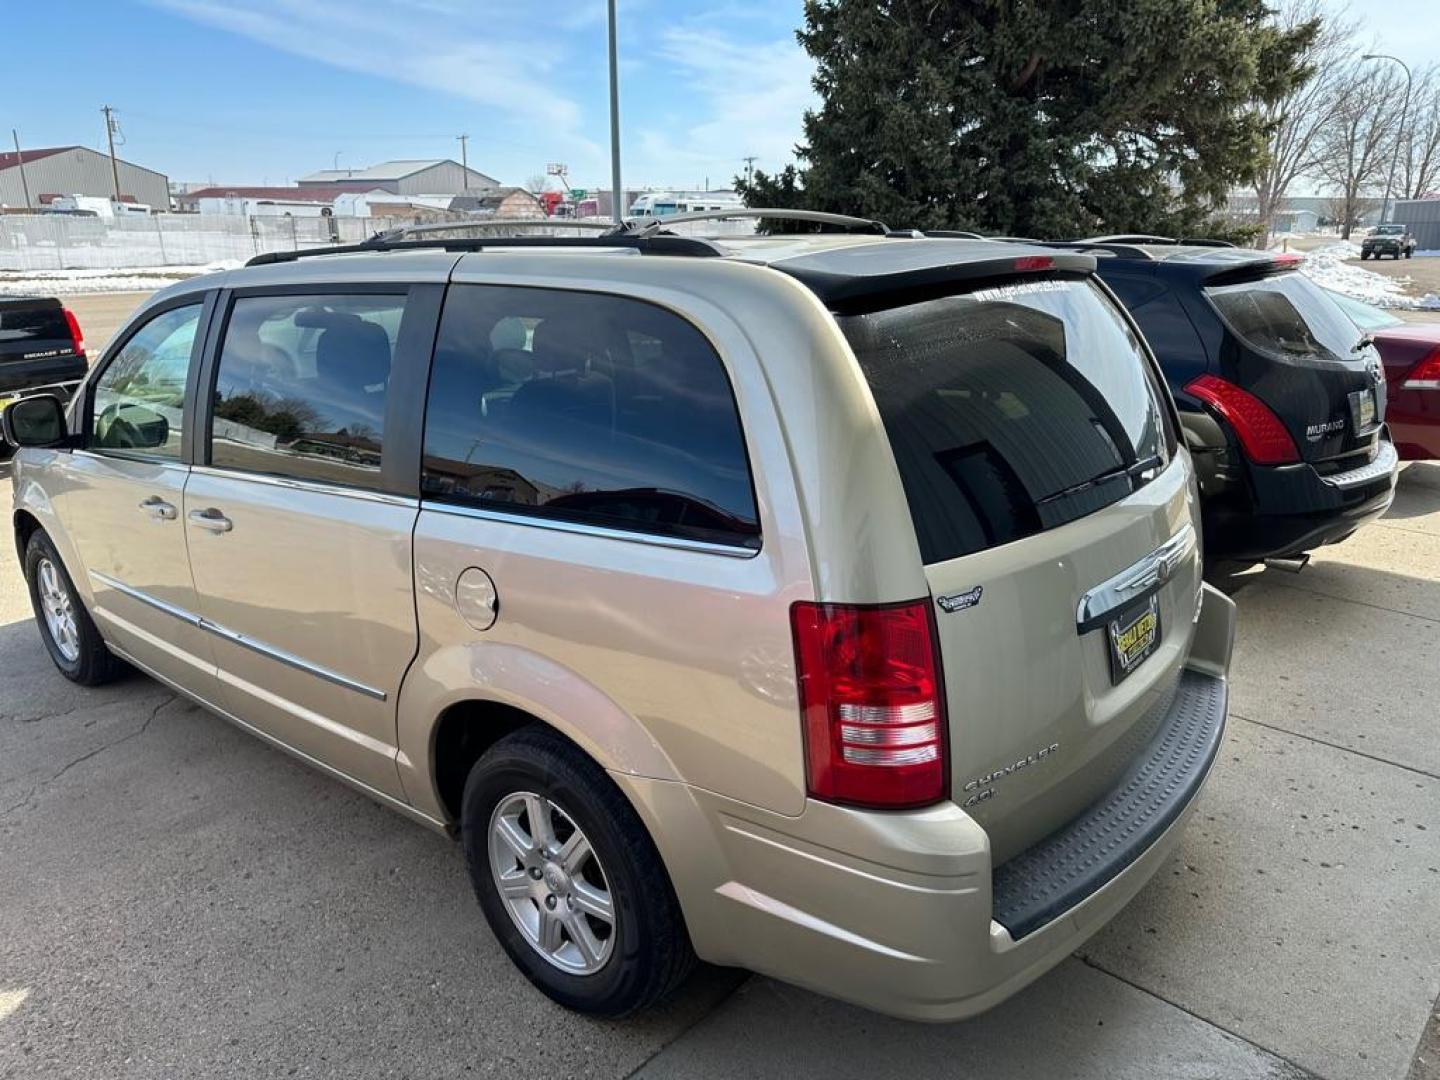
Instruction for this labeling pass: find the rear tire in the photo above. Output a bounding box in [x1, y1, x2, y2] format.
[460, 725, 696, 1017]
[24, 530, 127, 686]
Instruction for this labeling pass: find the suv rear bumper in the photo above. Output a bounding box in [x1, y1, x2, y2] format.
[620, 584, 1235, 1022]
[1202, 434, 1398, 561]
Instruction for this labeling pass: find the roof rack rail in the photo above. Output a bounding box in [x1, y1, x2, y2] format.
[1081, 233, 1177, 245]
[1032, 239, 1153, 259]
[981, 235, 1044, 244]
[627, 207, 890, 235]
[371, 218, 617, 243]
[922, 229, 989, 240]
[244, 231, 723, 267]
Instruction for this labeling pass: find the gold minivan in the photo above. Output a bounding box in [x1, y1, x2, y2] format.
[5, 216, 1234, 1019]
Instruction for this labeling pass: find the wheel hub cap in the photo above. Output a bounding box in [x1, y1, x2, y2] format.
[36, 558, 80, 663]
[488, 791, 616, 976]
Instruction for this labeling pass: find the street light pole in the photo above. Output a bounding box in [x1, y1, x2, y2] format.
[1362, 53, 1413, 225]
[607, 0, 623, 225]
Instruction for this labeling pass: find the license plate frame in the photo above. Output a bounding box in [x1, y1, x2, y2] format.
[1349, 388, 1378, 433]
[1107, 594, 1162, 684]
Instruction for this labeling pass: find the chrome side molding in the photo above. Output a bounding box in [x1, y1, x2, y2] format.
[89, 571, 387, 701]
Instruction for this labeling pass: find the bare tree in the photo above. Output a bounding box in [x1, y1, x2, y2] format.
[1250, 0, 1354, 247]
[1316, 62, 1402, 238]
[524, 174, 549, 194]
[1397, 67, 1440, 199]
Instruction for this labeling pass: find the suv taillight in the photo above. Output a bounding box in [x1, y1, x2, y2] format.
[61, 307, 86, 361]
[1185, 374, 1299, 465]
[790, 599, 947, 809]
[1403, 348, 1440, 390]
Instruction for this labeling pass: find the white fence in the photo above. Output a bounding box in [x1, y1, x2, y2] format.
[0, 211, 764, 273]
[0, 213, 426, 272]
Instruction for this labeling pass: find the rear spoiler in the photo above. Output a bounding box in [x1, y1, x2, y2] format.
[773, 248, 1098, 314]
[1198, 251, 1305, 287]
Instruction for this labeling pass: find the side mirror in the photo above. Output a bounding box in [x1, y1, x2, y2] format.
[2, 395, 67, 449]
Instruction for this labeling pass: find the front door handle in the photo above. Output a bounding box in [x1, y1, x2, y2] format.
[138, 496, 178, 521]
[187, 507, 233, 534]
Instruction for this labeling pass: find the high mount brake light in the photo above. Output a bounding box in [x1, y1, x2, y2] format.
[1185, 374, 1299, 465]
[790, 599, 948, 809]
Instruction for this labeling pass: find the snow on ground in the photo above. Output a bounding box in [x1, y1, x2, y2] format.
[0, 261, 239, 296]
[1292, 241, 1440, 310]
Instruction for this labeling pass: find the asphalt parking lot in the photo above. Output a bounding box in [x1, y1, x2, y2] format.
[2, 295, 1439, 1080]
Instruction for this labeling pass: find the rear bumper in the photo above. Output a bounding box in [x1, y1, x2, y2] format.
[621, 585, 1235, 1022]
[0, 357, 86, 396]
[1203, 435, 1398, 560]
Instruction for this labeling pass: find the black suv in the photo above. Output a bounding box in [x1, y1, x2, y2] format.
[1071, 238, 1398, 565]
[0, 295, 88, 401]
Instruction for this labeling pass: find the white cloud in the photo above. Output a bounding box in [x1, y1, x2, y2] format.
[627, 23, 816, 187]
[151, 0, 599, 156]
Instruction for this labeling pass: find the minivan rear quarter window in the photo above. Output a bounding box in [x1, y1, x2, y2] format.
[841, 278, 1172, 564]
[422, 285, 759, 549]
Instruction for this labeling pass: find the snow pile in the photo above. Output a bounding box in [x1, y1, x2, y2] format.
[0, 261, 239, 296]
[1294, 242, 1440, 310]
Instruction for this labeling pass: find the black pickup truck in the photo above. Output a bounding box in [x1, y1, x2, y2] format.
[0, 295, 88, 401]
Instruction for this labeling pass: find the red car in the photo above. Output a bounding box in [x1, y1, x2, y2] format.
[1326, 290, 1440, 460]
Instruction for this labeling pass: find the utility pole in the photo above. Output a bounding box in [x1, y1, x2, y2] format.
[607, 0, 623, 224]
[743, 155, 757, 189]
[101, 105, 123, 201]
[11, 130, 32, 210]
[457, 134, 470, 190]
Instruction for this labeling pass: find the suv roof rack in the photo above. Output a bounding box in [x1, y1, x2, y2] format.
[627, 207, 891, 235]
[244, 225, 725, 267]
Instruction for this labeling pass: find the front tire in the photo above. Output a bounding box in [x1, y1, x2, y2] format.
[24, 530, 127, 685]
[460, 726, 696, 1016]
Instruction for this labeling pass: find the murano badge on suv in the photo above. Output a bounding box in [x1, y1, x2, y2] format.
[6, 213, 1235, 1020]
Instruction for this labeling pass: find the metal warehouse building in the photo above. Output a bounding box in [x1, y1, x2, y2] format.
[0, 146, 170, 211]
[1394, 198, 1440, 251]
[297, 159, 498, 197]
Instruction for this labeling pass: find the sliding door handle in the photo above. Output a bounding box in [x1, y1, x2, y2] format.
[187, 508, 233, 534]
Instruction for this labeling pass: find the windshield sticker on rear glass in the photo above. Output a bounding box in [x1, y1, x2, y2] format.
[936, 586, 983, 613]
[968, 280, 1071, 303]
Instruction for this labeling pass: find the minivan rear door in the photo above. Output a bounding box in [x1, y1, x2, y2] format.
[840, 277, 1204, 862]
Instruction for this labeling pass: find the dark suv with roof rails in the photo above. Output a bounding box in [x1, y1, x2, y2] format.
[1066, 238, 1398, 565]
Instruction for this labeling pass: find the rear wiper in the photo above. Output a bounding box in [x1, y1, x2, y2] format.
[1037, 454, 1163, 506]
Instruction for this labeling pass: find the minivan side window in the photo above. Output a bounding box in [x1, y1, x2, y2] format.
[422, 285, 759, 549]
[91, 303, 203, 460]
[208, 294, 404, 492]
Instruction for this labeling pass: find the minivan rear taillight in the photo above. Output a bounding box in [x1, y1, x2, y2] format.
[1185, 374, 1299, 465]
[790, 599, 947, 809]
[61, 307, 86, 361]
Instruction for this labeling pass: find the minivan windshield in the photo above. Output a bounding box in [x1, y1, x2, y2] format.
[1205, 271, 1363, 364]
[840, 277, 1173, 565]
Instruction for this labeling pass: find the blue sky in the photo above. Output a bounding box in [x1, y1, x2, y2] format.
[1, 0, 813, 191]
[1, 1, 1433, 194]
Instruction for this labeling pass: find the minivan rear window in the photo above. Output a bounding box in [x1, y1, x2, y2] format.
[1205, 272, 1363, 365]
[840, 278, 1172, 565]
